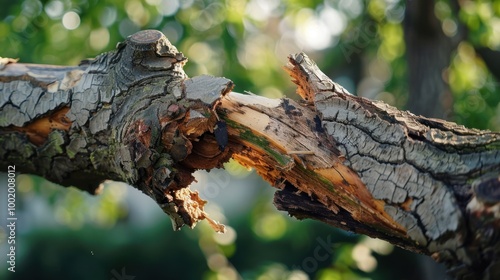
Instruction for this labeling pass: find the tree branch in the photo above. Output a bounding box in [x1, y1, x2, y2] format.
[1, 30, 500, 279]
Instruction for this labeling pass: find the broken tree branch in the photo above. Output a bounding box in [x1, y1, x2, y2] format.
[0, 30, 232, 232]
[1, 30, 500, 279]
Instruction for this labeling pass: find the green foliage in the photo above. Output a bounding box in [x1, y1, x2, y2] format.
[15, 175, 128, 228]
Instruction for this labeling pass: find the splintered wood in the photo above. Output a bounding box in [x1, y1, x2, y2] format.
[219, 52, 500, 278]
[220, 92, 406, 240]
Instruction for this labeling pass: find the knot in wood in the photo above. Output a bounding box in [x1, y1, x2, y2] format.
[129, 30, 164, 46]
[123, 30, 187, 72]
[127, 29, 178, 56]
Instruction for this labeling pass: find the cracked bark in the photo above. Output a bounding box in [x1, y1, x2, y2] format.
[1, 30, 500, 279]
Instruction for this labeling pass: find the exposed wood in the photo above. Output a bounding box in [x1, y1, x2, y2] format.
[220, 92, 407, 241]
[1, 30, 500, 279]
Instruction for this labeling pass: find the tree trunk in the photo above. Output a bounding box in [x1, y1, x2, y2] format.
[404, 0, 457, 119]
[1, 30, 500, 279]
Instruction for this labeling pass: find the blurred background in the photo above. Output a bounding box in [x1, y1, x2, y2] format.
[1, 0, 499, 279]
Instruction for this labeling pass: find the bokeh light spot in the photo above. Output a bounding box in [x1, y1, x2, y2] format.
[89, 28, 110, 51]
[18, 174, 34, 193]
[119, 18, 140, 38]
[12, 16, 29, 32]
[442, 18, 458, 37]
[253, 213, 287, 240]
[320, 6, 347, 37]
[338, 0, 364, 18]
[158, 0, 180, 16]
[125, 0, 150, 27]
[162, 21, 183, 44]
[44, 0, 64, 19]
[351, 243, 377, 272]
[362, 237, 394, 255]
[245, 0, 281, 21]
[62, 11, 80, 30]
[99, 7, 117, 27]
[207, 253, 227, 271]
[187, 42, 214, 64]
[213, 226, 237, 246]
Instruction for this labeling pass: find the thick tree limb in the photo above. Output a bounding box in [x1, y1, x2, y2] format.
[0, 30, 231, 232]
[1, 30, 500, 279]
[283, 54, 500, 279]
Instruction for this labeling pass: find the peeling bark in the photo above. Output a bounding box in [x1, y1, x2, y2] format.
[1, 30, 500, 279]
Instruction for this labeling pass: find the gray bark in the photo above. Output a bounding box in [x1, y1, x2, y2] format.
[1, 30, 500, 279]
[0, 30, 232, 231]
[284, 53, 500, 279]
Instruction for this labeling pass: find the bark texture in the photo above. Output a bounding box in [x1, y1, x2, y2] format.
[283, 53, 500, 279]
[1, 30, 500, 279]
[0, 30, 231, 232]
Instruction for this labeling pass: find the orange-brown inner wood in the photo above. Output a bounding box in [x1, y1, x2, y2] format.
[10, 107, 71, 146]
